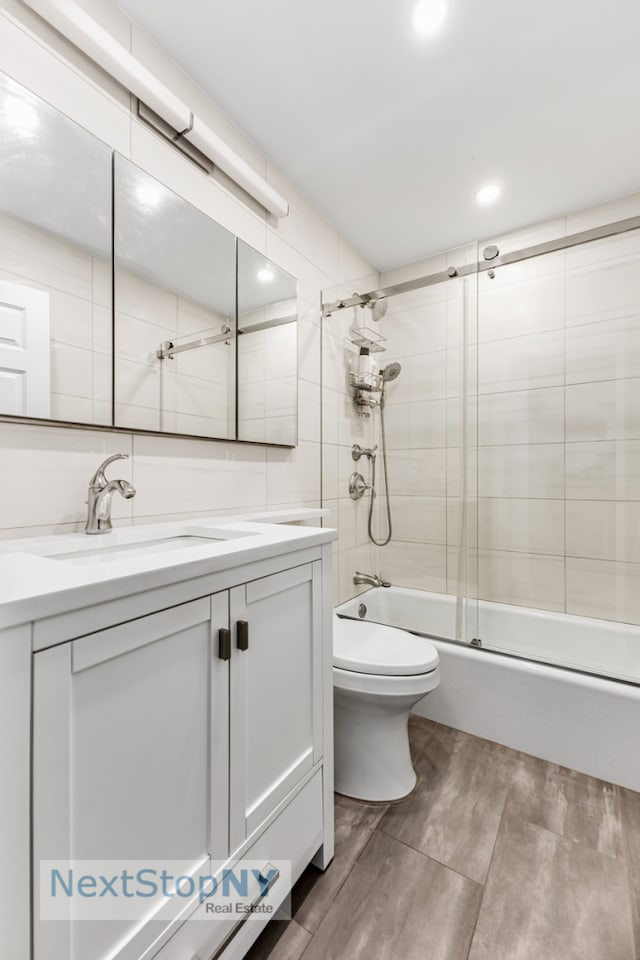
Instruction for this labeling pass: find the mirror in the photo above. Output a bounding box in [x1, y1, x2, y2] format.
[0, 72, 299, 446]
[237, 240, 298, 444]
[113, 156, 237, 438]
[0, 74, 112, 425]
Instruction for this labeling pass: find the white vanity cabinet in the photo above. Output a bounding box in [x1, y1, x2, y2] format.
[32, 594, 230, 960]
[229, 562, 323, 851]
[25, 544, 333, 960]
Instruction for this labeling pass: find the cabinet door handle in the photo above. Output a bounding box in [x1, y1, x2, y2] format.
[218, 628, 231, 661]
[237, 620, 249, 652]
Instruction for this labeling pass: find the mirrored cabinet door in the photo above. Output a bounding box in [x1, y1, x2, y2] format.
[113, 156, 237, 439]
[237, 240, 298, 445]
[0, 70, 300, 447]
[0, 74, 112, 425]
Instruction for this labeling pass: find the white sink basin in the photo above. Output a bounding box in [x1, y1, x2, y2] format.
[51, 535, 225, 564]
[16, 525, 254, 565]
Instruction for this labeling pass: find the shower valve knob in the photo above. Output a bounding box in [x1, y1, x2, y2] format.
[349, 472, 371, 501]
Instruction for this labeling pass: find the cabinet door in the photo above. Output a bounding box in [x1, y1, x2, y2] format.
[32, 594, 229, 960]
[229, 562, 322, 851]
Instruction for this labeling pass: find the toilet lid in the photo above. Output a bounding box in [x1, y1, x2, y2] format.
[333, 614, 439, 676]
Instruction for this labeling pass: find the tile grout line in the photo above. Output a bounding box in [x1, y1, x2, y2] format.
[295, 825, 385, 954]
[294, 808, 389, 937]
[373, 824, 484, 889]
[462, 780, 513, 960]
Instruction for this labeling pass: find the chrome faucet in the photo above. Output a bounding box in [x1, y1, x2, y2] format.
[85, 454, 136, 535]
[353, 571, 391, 588]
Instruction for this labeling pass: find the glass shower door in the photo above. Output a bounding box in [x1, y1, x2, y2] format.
[347, 260, 479, 645]
[470, 222, 640, 683]
[448, 266, 480, 646]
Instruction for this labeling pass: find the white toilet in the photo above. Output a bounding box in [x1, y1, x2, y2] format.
[333, 613, 440, 802]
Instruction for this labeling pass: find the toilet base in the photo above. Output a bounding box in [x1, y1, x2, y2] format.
[334, 686, 426, 803]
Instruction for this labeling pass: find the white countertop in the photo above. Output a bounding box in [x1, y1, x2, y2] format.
[0, 512, 336, 629]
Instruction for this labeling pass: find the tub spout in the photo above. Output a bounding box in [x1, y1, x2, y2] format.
[353, 571, 391, 588]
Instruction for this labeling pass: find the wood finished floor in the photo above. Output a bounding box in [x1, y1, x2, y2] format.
[245, 717, 640, 960]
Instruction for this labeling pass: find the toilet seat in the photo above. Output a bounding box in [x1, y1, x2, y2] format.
[333, 614, 439, 676]
[333, 664, 441, 697]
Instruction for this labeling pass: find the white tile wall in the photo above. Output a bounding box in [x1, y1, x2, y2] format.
[378, 541, 447, 594]
[478, 270, 565, 342]
[565, 314, 640, 384]
[478, 329, 565, 394]
[478, 388, 564, 446]
[237, 315, 297, 443]
[479, 549, 566, 613]
[478, 499, 565, 556]
[132, 434, 266, 519]
[566, 501, 640, 564]
[565, 379, 640, 441]
[478, 444, 565, 500]
[0, 422, 133, 533]
[566, 557, 640, 625]
[565, 440, 640, 501]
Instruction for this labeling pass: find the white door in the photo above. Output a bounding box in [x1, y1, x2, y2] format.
[229, 562, 323, 852]
[0, 278, 50, 417]
[32, 594, 230, 960]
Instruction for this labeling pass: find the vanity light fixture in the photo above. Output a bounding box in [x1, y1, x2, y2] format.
[412, 0, 448, 37]
[475, 183, 502, 206]
[21, 0, 290, 219]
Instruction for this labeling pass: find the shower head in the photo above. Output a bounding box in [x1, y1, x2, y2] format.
[369, 298, 388, 322]
[380, 361, 401, 382]
[358, 296, 388, 322]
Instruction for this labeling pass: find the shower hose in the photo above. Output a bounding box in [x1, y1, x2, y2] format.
[368, 400, 393, 546]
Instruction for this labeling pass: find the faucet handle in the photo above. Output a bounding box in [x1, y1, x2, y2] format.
[89, 453, 129, 488]
[352, 443, 378, 461]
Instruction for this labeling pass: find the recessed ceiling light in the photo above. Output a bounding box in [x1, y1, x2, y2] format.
[412, 0, 448, 37]
[257, 267, 275, 283]
[475, 183, 501, 206]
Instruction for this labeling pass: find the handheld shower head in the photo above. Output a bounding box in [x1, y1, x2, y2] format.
[380, 361, 402, 382]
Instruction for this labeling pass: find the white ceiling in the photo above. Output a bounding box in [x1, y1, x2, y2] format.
[118, 0, 640, 271]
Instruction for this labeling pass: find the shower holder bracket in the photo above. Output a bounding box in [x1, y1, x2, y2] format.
[350, 371, 383, 392]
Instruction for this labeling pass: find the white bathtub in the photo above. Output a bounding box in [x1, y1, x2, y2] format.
[336, 587, 640, 791]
